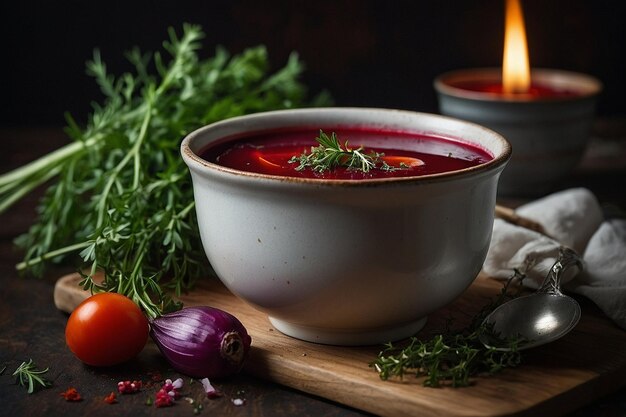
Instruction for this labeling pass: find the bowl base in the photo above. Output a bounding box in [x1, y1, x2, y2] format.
[268, 316, 428, 346]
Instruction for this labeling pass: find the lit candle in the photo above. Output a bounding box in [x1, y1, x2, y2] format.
[433, 0, 602, 196]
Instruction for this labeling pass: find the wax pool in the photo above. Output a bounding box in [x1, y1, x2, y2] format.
[200, 128, 493, 180]
[450, 80, 580, 98]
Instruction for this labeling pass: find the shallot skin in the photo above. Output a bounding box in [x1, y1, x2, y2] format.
[150, 306, 251, 379]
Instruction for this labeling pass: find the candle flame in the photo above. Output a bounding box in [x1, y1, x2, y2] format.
[502, 0, 530, 93]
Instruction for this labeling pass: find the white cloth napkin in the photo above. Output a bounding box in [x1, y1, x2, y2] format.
[483, 187, 626, 330]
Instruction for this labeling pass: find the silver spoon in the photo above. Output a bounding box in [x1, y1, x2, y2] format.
[479, 246, 583, 351]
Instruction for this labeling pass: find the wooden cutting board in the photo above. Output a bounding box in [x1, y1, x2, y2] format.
[54, 272, 626, 417]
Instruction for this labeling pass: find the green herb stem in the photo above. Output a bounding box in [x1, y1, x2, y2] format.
[15, 241, 92, 271]
[0, 136, 102, 216]
[0, 166, 62, 214]
[0, 139, 89, 188]
[95, 96, 153, 228]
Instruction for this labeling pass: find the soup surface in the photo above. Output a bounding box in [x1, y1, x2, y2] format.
[200, 128, 493, 180]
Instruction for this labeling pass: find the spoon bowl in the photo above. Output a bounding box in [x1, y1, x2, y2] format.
[480, 247, 583, 351]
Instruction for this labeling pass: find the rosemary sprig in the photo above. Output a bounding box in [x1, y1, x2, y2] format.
[371, 271, 527, 387]
[12, 359, 52, 394]
[289, 130, 398, 173]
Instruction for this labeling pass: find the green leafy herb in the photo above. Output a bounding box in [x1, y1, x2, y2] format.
[12, 359, 52, 394]
[371, 271, 527, 387]
[289, 130, 400, 173]
[0, 24, 330, 318]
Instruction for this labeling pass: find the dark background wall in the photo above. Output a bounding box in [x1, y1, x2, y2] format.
[2, 0, 625, 128]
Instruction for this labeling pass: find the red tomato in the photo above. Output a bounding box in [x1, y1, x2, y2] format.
[65, 292, 149, 366]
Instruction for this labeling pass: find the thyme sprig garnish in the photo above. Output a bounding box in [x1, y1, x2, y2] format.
[12, 359, 52, 394]
[371, 271, 527, 387]
[289, 130, 400, 173]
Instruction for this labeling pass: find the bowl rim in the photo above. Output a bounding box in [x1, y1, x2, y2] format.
[181, 107, 512, 186]
[433, 67, 603, 103]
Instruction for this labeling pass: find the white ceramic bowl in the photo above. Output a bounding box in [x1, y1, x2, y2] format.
[181, 108, 511, 345]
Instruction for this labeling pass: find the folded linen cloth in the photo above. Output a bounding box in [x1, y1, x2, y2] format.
[483, 187, 626, 330]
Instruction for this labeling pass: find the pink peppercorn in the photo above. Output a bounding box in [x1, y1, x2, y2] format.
[117, 380, 142, 394]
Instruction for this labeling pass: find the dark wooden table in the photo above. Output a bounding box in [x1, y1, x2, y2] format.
[1, 123, 625, 417]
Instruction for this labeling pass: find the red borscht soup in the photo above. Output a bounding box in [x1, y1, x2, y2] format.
[200, 128, 493, 180]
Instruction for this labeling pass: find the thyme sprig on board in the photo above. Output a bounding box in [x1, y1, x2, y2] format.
[371, 271, 527, 387]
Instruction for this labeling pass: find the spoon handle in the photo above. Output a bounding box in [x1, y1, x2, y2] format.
[538, 247, 583, 295]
